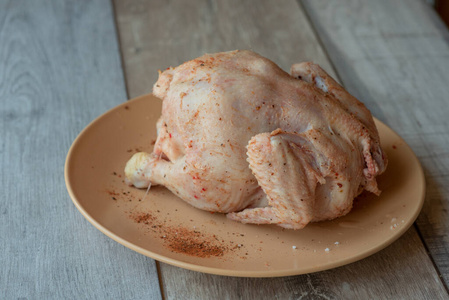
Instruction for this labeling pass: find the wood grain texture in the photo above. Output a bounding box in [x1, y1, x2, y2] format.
[114, 0, 448, 299]
[0, 0, 161, 298]
[302, 0, 449, 289]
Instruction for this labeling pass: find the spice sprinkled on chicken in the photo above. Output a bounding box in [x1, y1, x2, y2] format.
[125, 50, 387, 229]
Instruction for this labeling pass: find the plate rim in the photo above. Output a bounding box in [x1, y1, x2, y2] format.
[65, 94, 426, 277]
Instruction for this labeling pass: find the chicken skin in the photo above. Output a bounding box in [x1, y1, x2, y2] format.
[125, 50, 387, 229]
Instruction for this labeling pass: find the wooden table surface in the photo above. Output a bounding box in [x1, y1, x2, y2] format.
[2, 0, 449, 299]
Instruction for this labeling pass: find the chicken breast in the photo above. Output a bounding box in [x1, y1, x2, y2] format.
[125, 50, 387, 229]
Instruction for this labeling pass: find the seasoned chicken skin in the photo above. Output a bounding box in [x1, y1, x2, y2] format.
[125, 50, 387, 229]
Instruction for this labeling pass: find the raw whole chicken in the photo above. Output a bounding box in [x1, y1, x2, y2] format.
[125, 50, 387, 229]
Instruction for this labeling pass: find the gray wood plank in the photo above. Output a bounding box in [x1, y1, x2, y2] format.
[0, 0, 161, 298]
[114, 0, 448, 298]
[302, 0, 449, 289]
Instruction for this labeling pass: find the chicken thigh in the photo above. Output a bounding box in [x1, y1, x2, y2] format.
[125, 50, 387, 229]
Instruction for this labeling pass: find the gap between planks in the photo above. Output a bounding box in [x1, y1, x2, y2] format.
[110, 1, 166, 298]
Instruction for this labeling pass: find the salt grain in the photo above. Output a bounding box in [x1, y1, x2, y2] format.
[325, 248, 330, 252]
[334, 241, 340, 245]
[390, 223, 398, 230]
[292, 246, 297, 249]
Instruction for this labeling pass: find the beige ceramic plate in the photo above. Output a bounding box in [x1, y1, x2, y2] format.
[65, 94, 425, 277]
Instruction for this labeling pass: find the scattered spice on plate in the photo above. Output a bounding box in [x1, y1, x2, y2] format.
[165, 227, 226, 258]
[129, 211, 242, 258]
